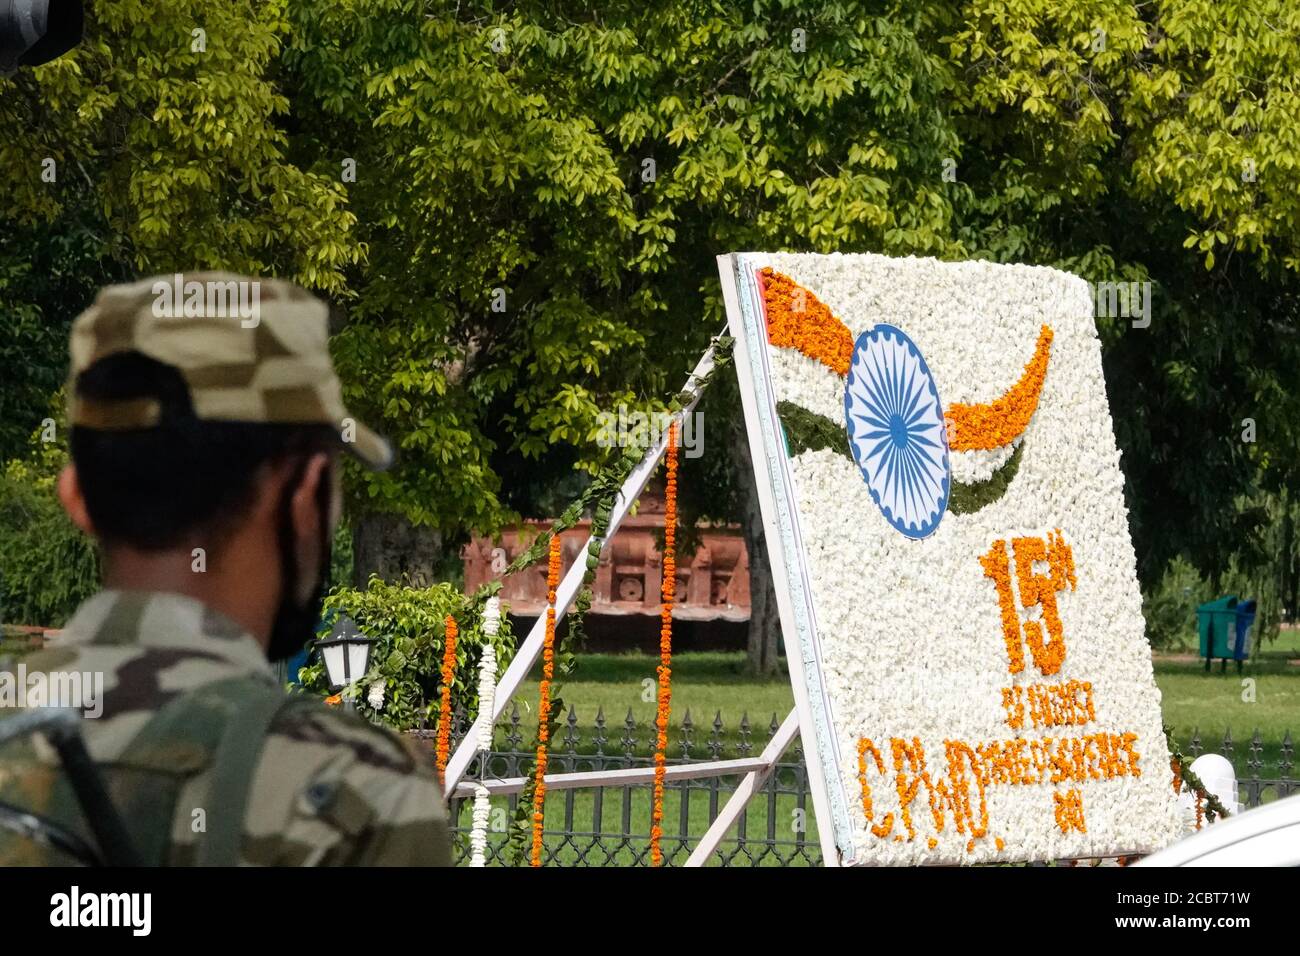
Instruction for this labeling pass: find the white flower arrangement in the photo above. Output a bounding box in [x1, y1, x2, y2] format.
[731, 251, 1184, 865]
[468, 597, 501, 866]
[470, 785, 492, 867]
[475, 643, 497, 752]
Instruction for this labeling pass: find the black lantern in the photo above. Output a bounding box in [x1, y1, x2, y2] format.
[315, 615, 375, 694]
[0, 0, 84, 75]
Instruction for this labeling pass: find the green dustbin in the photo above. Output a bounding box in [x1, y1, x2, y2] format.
[1197, 595, 1238, 672]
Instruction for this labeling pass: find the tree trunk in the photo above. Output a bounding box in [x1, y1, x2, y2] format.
[731, 421, 783, 677]
[351, 510, 444, 589]
[1281, 489, 1296, 624]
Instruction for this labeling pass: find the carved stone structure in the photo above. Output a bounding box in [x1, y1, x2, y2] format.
[462, 489, 750, 622]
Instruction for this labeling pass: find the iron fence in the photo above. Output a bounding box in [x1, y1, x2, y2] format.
[425, 707, 1297, 866]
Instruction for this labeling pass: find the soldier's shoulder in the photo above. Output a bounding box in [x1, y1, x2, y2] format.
[266, 697, 434, 779]
[244, 698, 449, 865]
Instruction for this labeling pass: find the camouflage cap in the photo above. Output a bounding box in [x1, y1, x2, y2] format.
[66, 272, 393, 470]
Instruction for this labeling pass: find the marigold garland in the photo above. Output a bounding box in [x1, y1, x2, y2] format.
[530, 535, 563, 867]
[945, 326, 1053, 451]
[759, 268, 854, 376]
[650, 421, 679, 867]
[435, 613, 458, 787]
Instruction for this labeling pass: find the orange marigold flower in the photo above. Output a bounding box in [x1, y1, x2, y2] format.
[650, 422, 680, 868]
[758, 268, 854, 376]
[946, 326, 1053, 451]
[530, 535, 564, 867]
[435, 614, 459, 787]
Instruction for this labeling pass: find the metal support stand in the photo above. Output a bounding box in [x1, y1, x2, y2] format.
[443, 328, 840, 866]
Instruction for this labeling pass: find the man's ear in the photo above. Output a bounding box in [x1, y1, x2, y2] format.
[288, 453, 331, 596]
[57, 464, 95, 536]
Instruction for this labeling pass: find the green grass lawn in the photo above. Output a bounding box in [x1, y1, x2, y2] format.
[1155, 660, 1298, 777]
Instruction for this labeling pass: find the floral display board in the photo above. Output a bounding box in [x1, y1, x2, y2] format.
[720, 252, 1183, 865]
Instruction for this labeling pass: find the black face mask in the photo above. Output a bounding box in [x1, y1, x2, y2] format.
[266, 460, 334, 663]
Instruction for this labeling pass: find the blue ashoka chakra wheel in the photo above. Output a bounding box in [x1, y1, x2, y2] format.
[844, 324, 951, 539]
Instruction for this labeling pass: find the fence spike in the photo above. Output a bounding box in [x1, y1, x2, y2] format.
[593, 706, 608, 756]
[622, 707, 638, 757]
[564, 704, 580, 753]
[709, 710, 724, 760]
[506, 700, 523, 750]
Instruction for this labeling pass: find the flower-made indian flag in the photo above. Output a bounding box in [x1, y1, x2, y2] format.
[721, 251, 1183, 866]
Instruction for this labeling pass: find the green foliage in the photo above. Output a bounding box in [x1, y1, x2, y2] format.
[0, 221, 115, 462]
[949, 444, 1024, 516]
[282, 1, 962, 544]
[297, 577, 515, 733]
[0, 0, 364, 469]
[1142, 557, 1209, 650]
[275, 0, 1300, 596]
[777, 401, 851, 460]
[0, 0, 360, 290]
[0, 443, 98, 628]
[1215, 491, 1296, 647]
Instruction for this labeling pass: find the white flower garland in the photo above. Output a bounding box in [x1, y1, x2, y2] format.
[470, 785, 492, 866]
[468, 597, 500, 867]
[475, 645, 497, 753]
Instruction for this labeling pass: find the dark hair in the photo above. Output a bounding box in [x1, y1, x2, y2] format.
[70, 353, 339, 551]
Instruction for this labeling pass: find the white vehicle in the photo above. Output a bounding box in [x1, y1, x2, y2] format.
[1134, 792, 1300, 866]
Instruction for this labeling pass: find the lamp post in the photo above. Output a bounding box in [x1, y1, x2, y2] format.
[315, 614, 375, 710]
[0, 0, 84, 75]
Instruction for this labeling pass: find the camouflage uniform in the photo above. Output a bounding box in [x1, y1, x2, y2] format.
[0, 273, 449, 865]
[1, 591, 449, 865]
